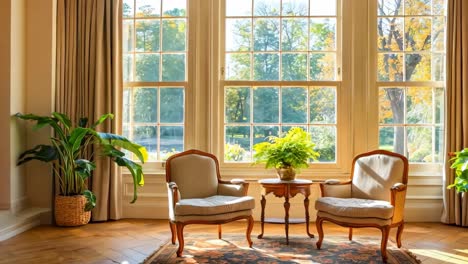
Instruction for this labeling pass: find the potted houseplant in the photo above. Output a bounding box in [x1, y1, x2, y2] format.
[253, 127, 320, 180]
[16, 112, 147, 226]
[449, 148, 468, 193]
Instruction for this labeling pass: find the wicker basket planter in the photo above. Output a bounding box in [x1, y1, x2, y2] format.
[55, 195, 91, 226]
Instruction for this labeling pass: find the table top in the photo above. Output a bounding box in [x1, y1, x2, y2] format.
[258, 178, 312, 184]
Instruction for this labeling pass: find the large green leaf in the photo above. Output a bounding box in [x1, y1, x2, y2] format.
[100, 144, 125, 158]
[75, 159, 96, 180]
[15, 113, 66, 140]
[52, 112, 72, 130]
[92, 113, 114, 129]
[17, 145, 58, 165]
[114, 156, 144, 203]
[83, 190, 96, 211]
[78, 117, 88, 128]
[69, 127, 91, 154]
[98, 132, 148, 163]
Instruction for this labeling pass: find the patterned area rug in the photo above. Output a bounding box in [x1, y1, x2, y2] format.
[145, 233, 420, 264]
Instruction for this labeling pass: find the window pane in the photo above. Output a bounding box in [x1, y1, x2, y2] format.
[254, 53, 279, 80]
[310, 126, 336, 162]
[378, 0, 403, 16]
[282, 53, 307, 81]
[405, 0, 431, 15]
[162, 19, 186, 51]
[310, 0, 336, 16]
[432, 16, 445, 51]
[407, 87, 432, 124]
[377, 53, 404, 81]
[123, 88, 131, 123]
[432, 53, 445, 81]
[405, 17, 431, 51]
[282, 18, 308, 51]
[377, 17, 403, 52]
[162, 54, 185, 81]
[226, 53, 251, 80]
[379, 87, 405, 124]
[123, 20, 134, 52]
[135, 54, 160, 81]
[160, 88, 184, 123]
[134, 126, 157, 160]
[282, 0, 308, 16]
[160, 126, 184, 159]
[254, 126, 279, 145]
[225, 126, 251, 162]
[405, 53, 431, 81]
[254, 0, 280, 16]
[123, 54, 134, 82]
[407, 126, 432, 162]
[383, 126, 405, 156]
[435, 88, 444, 124]
[226, 0, 251, 16]
[310, 87, 336, 124]
[162, 0, 186, 16]
[123, 0, 134, 18]
[253, 87, 279, 123]
[309, 53, 336, 81]
[310, 18, 336, 51]
[135, 20, 160, 52]
[282, 87, 307, 123]
[433, 0, 446, 15]
[226, 19, 251, 52]
[254, 18, 280, 51]
[379, 127, 395, 152]
[136, 0, 160, 17]
[133, 87, 157, 123]
[225, 87, 251, 123]
[435, 126, 444, 162]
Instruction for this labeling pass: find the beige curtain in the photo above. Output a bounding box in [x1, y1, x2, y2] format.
[441, 0, 468, 226]
[55, 0, 123, 221]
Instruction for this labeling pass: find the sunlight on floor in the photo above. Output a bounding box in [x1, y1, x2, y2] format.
[411, 249, 468, 264]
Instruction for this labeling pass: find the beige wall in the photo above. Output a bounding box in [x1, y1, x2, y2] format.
[10, 0, 28, 214]
[0, 0, 55, 215]
[24, 0, 55, 209]
[0, 0, 12, 210]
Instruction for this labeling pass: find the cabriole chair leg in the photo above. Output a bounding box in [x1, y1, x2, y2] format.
[316, 217, 324, 249]
[169, 222, 176, 244]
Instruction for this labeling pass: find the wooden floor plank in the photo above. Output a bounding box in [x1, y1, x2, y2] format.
[0, 219, 466, 264]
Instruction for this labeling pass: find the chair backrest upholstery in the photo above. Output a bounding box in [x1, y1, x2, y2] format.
[166, 150, 219, 199]
[351, 150, 408, 201]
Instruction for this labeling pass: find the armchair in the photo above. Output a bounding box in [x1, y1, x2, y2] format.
[165, 149, 255, 257]
[315, 150, 408, 262]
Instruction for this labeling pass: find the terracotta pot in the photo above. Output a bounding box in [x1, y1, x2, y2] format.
[54, 195, 91, 227]
[276, 167, 296, 181]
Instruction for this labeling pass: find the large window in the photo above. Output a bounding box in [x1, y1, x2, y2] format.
[376, 0, 446, 163]
[122, 0, 187, 161]
[120, 0, 447, 172]
[222, 0, 340, 163]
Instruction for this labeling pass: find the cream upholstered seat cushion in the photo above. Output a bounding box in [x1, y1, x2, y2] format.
[315, 197, 394, 219]
[175, 195, 255, 216]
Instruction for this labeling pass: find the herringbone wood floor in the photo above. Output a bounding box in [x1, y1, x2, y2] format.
[0, 219, 466, 264]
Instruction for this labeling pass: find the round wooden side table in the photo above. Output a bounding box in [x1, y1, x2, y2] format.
[257, 178, 314, 245]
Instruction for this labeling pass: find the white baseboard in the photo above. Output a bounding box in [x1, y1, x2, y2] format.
[10, 196, 29, 214]
[0, 207, 50, 241]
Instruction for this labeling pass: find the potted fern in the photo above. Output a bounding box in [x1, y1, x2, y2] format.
[253, 127, 319, 180]
[449, 148, 468, 193]
[16, 112, 147, 226]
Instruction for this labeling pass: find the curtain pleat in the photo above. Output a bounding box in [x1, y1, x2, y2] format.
[55, 0, 122, 221]
[441, 0, 468, 226]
